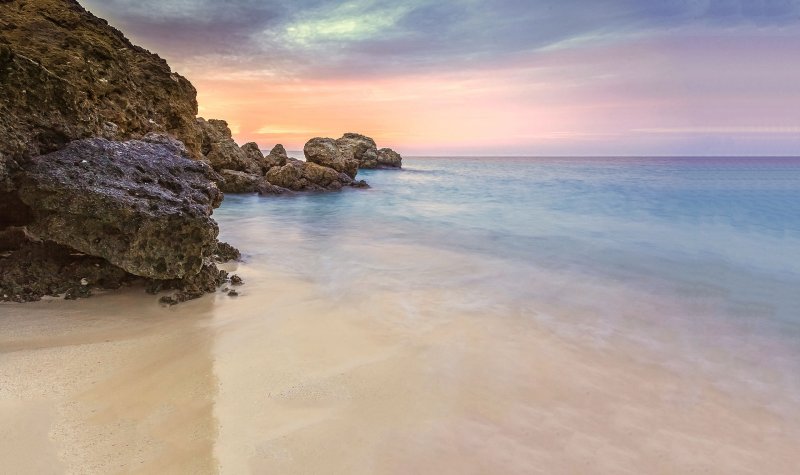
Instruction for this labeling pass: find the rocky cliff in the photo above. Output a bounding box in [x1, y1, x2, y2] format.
[0, 0, 234, 302]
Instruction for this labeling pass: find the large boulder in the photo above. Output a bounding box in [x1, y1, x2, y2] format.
[336, 133, 379, 169]
[266, 160, 352, 192]
[16, 138, 223, 280]
[377, 148, 403, 168]
[196, 118, 260, 174]
[304, 138, 359, 179]
[218, 169, 262, 194]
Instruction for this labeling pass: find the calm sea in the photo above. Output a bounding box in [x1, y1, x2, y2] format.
[217, 156, 800, 402]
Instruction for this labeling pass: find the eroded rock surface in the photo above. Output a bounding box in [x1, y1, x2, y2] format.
[0, 0, 203, 193]
[266, 160, 351, 192]
[336, 133, 379, 169]
[16, 138, 223, 280]
[197, 118, 260, 175]
[304, 138, 360, 179]
[218, 169, 263, 194]
[377, 148, 403, 168]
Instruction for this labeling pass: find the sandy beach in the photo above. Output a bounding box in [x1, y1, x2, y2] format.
[2, 254, 799, 474]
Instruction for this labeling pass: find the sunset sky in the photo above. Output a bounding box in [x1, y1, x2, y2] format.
[81, 0, 800, 156]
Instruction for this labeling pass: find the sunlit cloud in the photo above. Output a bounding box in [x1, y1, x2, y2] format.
[80, 0, 800, 155]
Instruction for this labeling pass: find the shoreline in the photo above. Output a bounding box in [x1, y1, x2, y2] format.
[3, 254, 799, 473]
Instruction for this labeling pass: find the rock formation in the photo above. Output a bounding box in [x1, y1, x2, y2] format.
[377, 148, 403, 168]
[0, 0, 203, 188]
[196, 119, 261, 175]
[17, 138, 223, 279]
[332, 133, 403, 169]
[0, 0, 238, 303]
[304, 137, 360, 179]
[266, 160, 353, 192]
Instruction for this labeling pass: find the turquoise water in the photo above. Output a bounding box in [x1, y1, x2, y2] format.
[217, 157, 800, 400]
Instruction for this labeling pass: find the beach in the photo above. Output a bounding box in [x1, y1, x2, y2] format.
[2, 157, 800, 473]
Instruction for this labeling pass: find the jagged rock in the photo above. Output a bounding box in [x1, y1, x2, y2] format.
[214, 241, 241, 262]
[152, 262, 229, 305]
[197, 118, 260, 174]
[360, 148, 379, 169]
[0, 0, 203, 194]
[15, 138, 223, 280]
[261, 144, 289, 172]
[143, 132, 192, 159]
[0, 240, 131, 303]
[304, 138, 359, 179]
[266, 160, 351, 192]
[219, 169, 262, 193]
[241, 142, 267, 172]
[258, 181, 292, 196]
[336, 133, 379, 169]
[377, 148, 403, 168]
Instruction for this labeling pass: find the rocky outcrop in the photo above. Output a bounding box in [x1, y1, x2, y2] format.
[16, 138, 223, 281]
[262, 144, 289, 171]
[377, 148, 403, 168]
[0, 0, 203, 194]
[218, 169, 263, 193]
[266, 160, 353, 192]
[196, 119, 260, 175]
[336, 133, 379, 169]
[0, 0, 247, 304]
[304, 138, 360, 179]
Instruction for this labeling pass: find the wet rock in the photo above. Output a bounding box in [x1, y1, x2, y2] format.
[219, 169, 262, 193]
[350, 180, 371, 189]
[377, 148, 403, 168]
[266, 160, 350, 192]
[228, 290, 239, 297]
[336, 133, 379, 169]
[150, 262, 228, 305]
[214, 241, 241, 262]
[16, 138, 223, 280]
[257, 181, 292, 196]
[304, 138, 359, 179]
[230, 274, 243, 286]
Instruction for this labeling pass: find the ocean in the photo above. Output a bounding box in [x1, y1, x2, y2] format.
[3, 156, 800, 472]
[218, 156, 800, 402]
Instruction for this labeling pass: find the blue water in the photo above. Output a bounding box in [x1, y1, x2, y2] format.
[217, 157, 800, 398]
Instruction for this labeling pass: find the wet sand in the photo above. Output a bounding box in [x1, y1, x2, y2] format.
[2, 258, 799, 474]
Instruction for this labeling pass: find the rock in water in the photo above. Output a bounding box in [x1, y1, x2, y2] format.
[266, 160, 351, 192]
[304, 138, 359, 179]
[336, 133, 379, 169]
[377, 148, 403, 168]
[16, 138, 223, 280]
[218, 169, 263, 193]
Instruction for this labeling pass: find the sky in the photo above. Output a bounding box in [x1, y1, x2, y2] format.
[81, 0, 800, 156]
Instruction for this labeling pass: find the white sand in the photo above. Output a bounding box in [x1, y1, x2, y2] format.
[1, 266, 799, 474]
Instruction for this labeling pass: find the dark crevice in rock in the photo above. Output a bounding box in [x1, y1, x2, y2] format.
[0, 191, 34, 228]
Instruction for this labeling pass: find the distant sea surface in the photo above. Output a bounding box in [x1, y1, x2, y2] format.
[219, 156, 800, 402]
